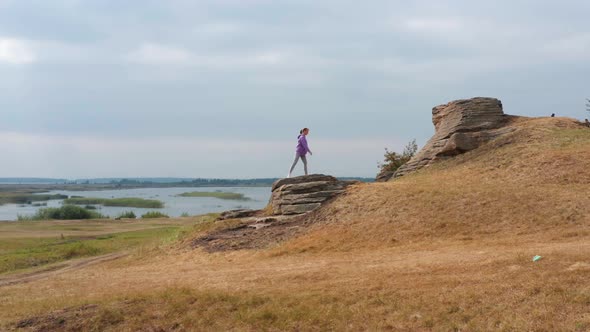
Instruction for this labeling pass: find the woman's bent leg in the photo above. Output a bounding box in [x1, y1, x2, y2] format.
[301, 155, 308, 175]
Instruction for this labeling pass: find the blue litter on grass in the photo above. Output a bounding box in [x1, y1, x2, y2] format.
[532, 255, 542, 262]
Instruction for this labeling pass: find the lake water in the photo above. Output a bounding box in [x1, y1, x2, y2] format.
[0, 187, 272, 221]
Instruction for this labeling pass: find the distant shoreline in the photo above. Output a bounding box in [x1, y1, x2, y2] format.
[0, 177, 374, 192]
[0, 183, 275, 192]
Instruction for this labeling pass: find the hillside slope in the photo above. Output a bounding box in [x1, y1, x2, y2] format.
[2, 117, 590, 331]
[281, 116, 590, 252]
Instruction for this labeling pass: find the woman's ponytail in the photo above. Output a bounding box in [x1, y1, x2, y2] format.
[298, 127, 309, 138]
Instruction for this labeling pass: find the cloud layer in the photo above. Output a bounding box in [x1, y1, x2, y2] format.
[1, 0, 589, 177]
[0, 38, 35, 64]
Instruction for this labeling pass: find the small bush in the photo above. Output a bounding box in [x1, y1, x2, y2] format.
[378, 139, 418, 173]
[181, 212, 190, 217]
[141, 211, 169, 219]
[117, 211, 137, 219]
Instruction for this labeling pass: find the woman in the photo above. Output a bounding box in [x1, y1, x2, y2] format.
[288, 128, 313, 178]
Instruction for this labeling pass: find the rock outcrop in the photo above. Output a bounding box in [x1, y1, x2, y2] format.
[382, 97, 515, 181]
[375, 169, 395, 183]
[217, 209, 259, 220]
[269, 174, 357, 215]
[202, 174, 356, 251]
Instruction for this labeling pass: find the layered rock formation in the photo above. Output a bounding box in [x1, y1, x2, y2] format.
[269, 174, 357, 215]
[379, 97, 515, 181]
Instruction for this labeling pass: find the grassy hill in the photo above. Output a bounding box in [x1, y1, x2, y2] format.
[1, 117, 589, 331]
[281, 116, 590, 252]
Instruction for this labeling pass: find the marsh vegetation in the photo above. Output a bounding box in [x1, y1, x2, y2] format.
[17, 205, 107, 221]
[0, 192, 68, 206]
[141, 211, 170, 219]
[63, 197, 164, 208]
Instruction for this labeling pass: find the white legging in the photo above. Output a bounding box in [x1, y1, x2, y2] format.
[289, 154, 308, 175]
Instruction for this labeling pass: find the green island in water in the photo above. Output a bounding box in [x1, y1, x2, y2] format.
[0, 192, 68, 206]
[177, 191, 250, 200]
[63, 197, 164, 208]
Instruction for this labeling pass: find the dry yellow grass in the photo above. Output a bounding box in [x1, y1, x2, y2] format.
[1, 117, 590, 331]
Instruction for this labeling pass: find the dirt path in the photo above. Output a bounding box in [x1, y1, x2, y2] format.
[0, 252, 127, 288]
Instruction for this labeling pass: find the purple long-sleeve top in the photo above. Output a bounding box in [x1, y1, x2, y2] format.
[296, 135, 311, 156]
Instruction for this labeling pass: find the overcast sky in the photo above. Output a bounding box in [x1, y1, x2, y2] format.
[1, 0, 589, 178]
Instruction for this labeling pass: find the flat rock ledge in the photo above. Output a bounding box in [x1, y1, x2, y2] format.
[217, 209, 259, 220]
[270, 174, 357, 215]
[377, 97, 517, 181]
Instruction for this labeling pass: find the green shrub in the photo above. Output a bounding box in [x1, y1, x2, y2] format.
[378, 139, 418, 173]
[117, 211, 137, 219]
[141, 211, 169, 219]
[18, 205, 107, 221]
[181, 212, 190, 217]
